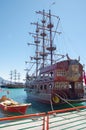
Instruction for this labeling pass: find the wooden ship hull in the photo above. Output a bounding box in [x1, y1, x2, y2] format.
[25, 60, 85, 104]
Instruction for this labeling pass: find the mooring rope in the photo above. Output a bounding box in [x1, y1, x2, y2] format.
[50, 99, 54, 111]
[55, 93, 77, 108]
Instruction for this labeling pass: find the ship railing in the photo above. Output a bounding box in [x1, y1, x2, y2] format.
[35, 76, 53, 82]
[0, 106, 86, 130]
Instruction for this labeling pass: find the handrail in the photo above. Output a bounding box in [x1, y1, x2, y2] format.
[0, 106, 86, 121]
[48, 106, 86, 115]
[0, 106, 86, 130]
[0, 112, 46, 121]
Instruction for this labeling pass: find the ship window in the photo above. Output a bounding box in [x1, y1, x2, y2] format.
[49, 84, 52, 88]
[57, 70, 66, 76]
[50, 72, 53, 76]
[45, 73, 48, 77]
[40, 74, 43, 78]
[49, 72, 54, 77]
[44, 85, 47, 89]
[40, 85, 43, 90]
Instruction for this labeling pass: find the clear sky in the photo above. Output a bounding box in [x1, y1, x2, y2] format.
[0, 0, 86, 82]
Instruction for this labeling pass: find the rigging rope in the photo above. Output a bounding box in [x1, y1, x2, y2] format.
[54, 93, 80, 111]
[52, 17, 60, 43]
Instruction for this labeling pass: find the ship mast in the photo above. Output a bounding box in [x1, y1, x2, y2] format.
[34, 22, 40, 77]
[36, 10, 57, 66]
[10, 70, 13, 84]
[40, 10, 47, 68]
[26, 10, 61, 77]
[46, 10, 56, 65]
[10, 70, 21, 83]
[28, 22, 41, 77]
[14, 69, 17, 83]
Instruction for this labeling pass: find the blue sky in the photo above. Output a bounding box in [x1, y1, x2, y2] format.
[0, 0, 86, 82]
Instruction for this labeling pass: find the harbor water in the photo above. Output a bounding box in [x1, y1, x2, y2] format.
[0, 88, 86, 118]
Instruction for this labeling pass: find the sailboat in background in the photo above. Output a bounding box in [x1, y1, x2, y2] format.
[25, 10, 86, 105]
[1, 70, 24, 88]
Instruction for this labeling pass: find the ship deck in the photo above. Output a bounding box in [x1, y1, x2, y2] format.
[0, 106, 86, 130]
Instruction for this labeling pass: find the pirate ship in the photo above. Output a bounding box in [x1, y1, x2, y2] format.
[25, 10, 85, 104]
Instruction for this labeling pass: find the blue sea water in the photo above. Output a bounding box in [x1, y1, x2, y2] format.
[0, 88, 86, 118]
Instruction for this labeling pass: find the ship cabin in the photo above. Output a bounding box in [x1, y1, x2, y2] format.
[25, 59, 84, 100]
[39, 59, 84, 99]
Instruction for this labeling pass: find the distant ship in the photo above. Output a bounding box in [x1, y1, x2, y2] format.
[6, 82, 24, 88]
[1, 82, 24, 88]
[0, 70, 24, 88]
[25, 10, 86, 105]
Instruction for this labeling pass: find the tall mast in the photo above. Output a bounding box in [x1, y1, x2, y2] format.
[46, 10, 56, 65]
[28, 22, 41, 77]
[14, 69, 17, 83]
[34, 22, 40, 77]
[40, 10, 47, 68]
[10, 70, 13, 83]
[36, 10, 57, 66]
[18, 73, 20, 82]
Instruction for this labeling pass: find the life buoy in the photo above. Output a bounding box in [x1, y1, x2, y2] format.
[52, 95, 60, 104]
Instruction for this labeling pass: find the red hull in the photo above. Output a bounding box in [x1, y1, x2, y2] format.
[0, 103, 31, 114]
[0, 96, 32, 114]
